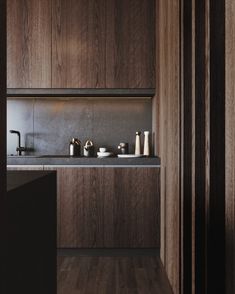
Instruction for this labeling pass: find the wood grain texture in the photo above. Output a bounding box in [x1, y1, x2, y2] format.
[182, 0, 226, 293]
[0, 0, 6, 293]
[156, 0, 181, 293]
[106, 0, 155, 88]
[49, 167, 160, 248]
[7, 0, 52, 88]
[57, 256, 173, 294]
[225, 1, 235, 293]
[52, 0, 106, 88]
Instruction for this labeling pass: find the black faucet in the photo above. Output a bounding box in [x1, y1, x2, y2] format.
[9, 130, 27, 156]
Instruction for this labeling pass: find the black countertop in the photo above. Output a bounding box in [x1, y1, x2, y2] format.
[7, 171, 55, 192]
[7, 156, 161, 166]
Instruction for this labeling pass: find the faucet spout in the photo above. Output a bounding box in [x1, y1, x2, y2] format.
[9, 130, 26, 156]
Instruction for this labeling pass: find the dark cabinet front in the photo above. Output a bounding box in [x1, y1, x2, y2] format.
[7, 0, 155, 90]
[7, 0, 52, 88]
[52, 167, 160, 248]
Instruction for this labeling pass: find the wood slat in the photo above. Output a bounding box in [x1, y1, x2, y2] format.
[156, 0, 181, 293]
[225, 1, 235, 293]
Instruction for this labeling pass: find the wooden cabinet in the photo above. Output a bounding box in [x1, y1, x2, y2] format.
[105, 0, 155, 88]
[8, 166, 160, 248]
[52, 0, 106, 88]
[7, 0, 155, 89]
[46, 167, 160, 248]
[7, 0, 52, 88]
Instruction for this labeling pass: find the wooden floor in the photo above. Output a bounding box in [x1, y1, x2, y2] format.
[57, 256, 173, 294]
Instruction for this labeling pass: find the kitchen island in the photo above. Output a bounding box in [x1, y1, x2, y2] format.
[7, 171, 56, 294]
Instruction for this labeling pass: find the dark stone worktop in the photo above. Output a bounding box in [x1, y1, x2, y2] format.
[7, 156, 161, 167]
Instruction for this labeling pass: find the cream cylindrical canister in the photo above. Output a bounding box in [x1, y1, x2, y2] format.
[143, 131, 150, 156]
[135, 131, 141, 155]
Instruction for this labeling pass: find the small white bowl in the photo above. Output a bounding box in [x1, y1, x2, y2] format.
[99, 147, 107, 153]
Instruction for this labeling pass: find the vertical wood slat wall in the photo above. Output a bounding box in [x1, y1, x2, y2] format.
[156, 0, 181, 293]
[182, 0, 226, 293]
[156, 0, 228, 293]
[0, 0, 6, 293]
[225, 1, 235, 293]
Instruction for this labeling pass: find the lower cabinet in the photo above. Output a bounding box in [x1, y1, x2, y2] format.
[8, 166, 160, 248]
[45, 167, 160, 248]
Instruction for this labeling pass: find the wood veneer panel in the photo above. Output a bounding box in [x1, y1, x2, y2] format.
[208, 1, 225, 293]
[53, 167, 159, 248]
[106, 0, 155, 88]
[157, 0, 181, 293]
[194, 0, 208, 293]
[7, 0, 52, 88]
[182, 2, 193, 293]
[225, 1, 235, 293]
[52, 0, 106, 88]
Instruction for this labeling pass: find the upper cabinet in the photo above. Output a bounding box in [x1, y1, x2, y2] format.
[105, 0, 155, 88]
[7, 0, 52, 88]
[7, 0, 155, 90]
[52, 0, 106, 88]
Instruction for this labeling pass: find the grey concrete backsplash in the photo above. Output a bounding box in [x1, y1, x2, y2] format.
[7, 98, 152, 156]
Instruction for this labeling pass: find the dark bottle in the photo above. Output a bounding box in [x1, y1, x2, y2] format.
[69, 138, 81, 157]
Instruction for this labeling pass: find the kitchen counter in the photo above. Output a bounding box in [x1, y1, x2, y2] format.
[7, 156, 161, 167]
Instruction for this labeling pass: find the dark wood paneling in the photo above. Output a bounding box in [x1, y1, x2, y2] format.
[57, 256, 173, 294]
[52, 0, 106, 88]
[0, 0, 6, 293]
[182, 0, 226, 293]
[208, 1, 225, 293]
[182, 1, 193, 293]
[156, 0, 181, 293]
[7, 0, 52, 88]
[225, 1, 235, 293]
[195, 0, 207, 293]
[8, 0, 155, 90]
[106, 0, 155, 88]
[50, 167, 159, 248]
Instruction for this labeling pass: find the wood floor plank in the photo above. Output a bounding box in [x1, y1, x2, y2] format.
[57, 256, 173, 294]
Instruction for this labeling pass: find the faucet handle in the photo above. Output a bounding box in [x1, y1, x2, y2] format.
[16, 147, 27, 152]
